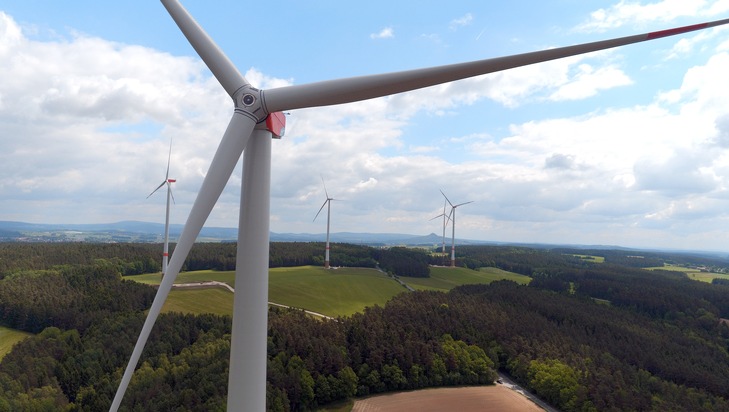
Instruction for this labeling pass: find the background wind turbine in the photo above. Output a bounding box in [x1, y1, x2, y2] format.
[314, 177, 336, 269]
[430, 198, 450, 264]
[109, 1, 729, 409]
[146, 139, 176, 279]
[441, 190, 473, 268]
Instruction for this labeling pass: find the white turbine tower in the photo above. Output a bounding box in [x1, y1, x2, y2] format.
[146, 139, 176, 279]
[109, 1, 729, 409]
[430, 198, 450, 260]
[441, 190, 473, 268]
[314, 177, 336, 269]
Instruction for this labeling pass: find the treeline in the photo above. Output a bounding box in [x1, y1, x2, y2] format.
[0, 243, 160, 278]
[0, 242, 423, 278]
[451, 245, 590, 275]
[373, 247, 430, 278]
[0, 260, 155, 333]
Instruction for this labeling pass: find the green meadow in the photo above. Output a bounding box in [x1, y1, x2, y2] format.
[127, 266, 406, 317]
[647, 264, 729, 283]
[127, 265, 527, 317]
[0, 326, 32, 360]
[403, 266, 531, 291]
[569, 254, 605, 263]
[128, 270, 235, 286]
[268, 266, 406, 317]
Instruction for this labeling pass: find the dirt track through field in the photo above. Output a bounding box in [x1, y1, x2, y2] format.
[352, 386, 544, 412]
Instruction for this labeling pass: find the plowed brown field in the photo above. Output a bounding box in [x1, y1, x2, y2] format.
[352, 386, 543, 411]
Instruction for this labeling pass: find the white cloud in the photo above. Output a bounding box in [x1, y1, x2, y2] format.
[370, 27, 394, 39]
[2, 6, 729, 250]
[450, 13, 473, 30]
[577, 0, 713, 32]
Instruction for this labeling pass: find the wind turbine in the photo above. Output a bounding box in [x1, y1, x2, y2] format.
[430, 198, 450, 260]
[314, 177, 336, 269]
[109, 1, 729, 409]
[441, 190, 473, 268]
[146, 139, 176, 279]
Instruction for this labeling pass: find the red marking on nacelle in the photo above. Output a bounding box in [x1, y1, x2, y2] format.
[266, 112, 286, 138]
[168, 179, 176, 183]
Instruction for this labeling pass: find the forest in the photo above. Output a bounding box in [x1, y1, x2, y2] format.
[1, 241, 729, 411]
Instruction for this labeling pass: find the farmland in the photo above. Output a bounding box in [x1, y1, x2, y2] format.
[647, 263, 729, 283]
[126, 265, 528, 317]
[0, 326, 31, 361]
[405, 266, 530, 291]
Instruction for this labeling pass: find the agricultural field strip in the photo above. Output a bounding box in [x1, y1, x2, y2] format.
[0, 326, 32, 360]
[646, 264, 729, 283]
[127, 265, 527, 318]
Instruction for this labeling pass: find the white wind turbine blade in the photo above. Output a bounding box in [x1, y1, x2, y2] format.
[440, 189, 454, 208]
[168, 182, 176, 205]
[146, 180, 167, 198]
[262, 18, 729, 113]
[313, 199, 329, 222]
[321, 175, 331, 200]
[161, 0, 247, 96]
[165, 139, 173, 180]
[113, 1, 258, 408]
[111, 113, 256, 411]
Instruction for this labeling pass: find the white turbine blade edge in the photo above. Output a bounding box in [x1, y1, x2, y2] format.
[313, 200, 328, 222]
[109, 113, 256, 412]
[454, 201, 474, 208]
[321, 176, 330, 199]
[440, 190, 454, 208]
[165, 139, 173, 180]
[161, 0, 248, 96]
[147, 181, 167, 198]
[262, 18, 729, 113]
[168, 183, 176, 205]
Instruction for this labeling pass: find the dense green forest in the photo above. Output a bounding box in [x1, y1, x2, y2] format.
[1, 242, 729, 410]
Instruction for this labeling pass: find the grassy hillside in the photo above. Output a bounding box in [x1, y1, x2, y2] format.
[127, 265, 527, 317]
[128, 270, 235, 286]
[403, 266, 531, 291]
[269, 266, 407, 317]
[647, 264, 729, 283]
[162, 287, 234, 316]
[128, 266, 407, 317]
[0, 326, 32, 360]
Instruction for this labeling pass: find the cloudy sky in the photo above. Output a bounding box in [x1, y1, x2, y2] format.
[2, 1, 729, 251]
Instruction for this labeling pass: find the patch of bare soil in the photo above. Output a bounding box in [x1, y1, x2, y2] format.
[351, 386, 544, 412]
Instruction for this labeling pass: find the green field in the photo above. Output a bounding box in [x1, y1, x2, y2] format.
[403, 266, 530, 291]
[128, 270, 236, 287]
[569, 254, 605, 263]
[269, 266, 407, 317]
[127, 265, 528, 317]
[0, 326, 32, 361]
[647, 264, 729, 283]
[162, 287, 234, 316]
[127, 266, 407, 318]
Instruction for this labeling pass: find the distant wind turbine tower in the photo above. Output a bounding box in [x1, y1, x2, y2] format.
[108, 1, 729, 408]
[314, 177, 336, 269]
[430, 198, 450, 259]
[147, 139, 176, 279]
[441, 190, 473, 268]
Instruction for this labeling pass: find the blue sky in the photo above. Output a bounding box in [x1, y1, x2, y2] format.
[2, 1, 729, 251]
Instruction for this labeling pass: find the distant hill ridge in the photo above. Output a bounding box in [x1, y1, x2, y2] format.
[0, 220, 487, 246]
